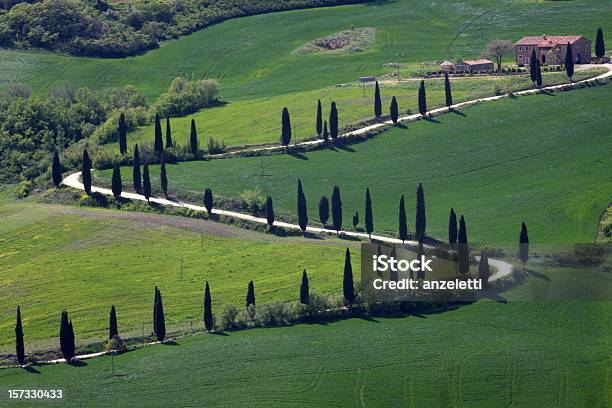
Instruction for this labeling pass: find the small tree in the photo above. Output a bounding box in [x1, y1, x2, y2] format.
[15, 306, 25, 366]
[300, 270, 309, 305]
[482, 40, 514, 72]
[316, 100, 323, 136]
[595, 27, 605, 60]
[153, 287, 166, 342]
[118, 112, 127, 155]
[203, 188, 213, 214]
[343, 248, 355, 305]
[59, 310, 75, 363]
[448, 208, 457, 246]
[418, 80, 427, 116]
[111, 163, 122, 199]
[52, 151, 62, 187]
[280, 107, 292, 147]
[329, 102, 338, 141]
[297, 179, 308, 234]
[82, 149, 92, 195]
[190, 119, 198, 158]
[458, 215, 469, 276]
[389, 96, 399, 124]
[265, 195, 275, 226]
[143, 163, 151, 201]
[529, 49, 538, 85]
[133, 144, 142, 193]
[165, 117, 173, 149]
[160, 155, 168, 198]
[109, 305, 118, 340]
[398, 194, 407, 243]
[331, 185, 342, 234]
[246, 280, 255, 307]
[322, 120, 329, 143]
[352, 212, 359, 229]
[203, 282, 213, 331]
[519, 222, 529, 265]
[478, 253, 490, 289]
[444, 73, 453, 107]
[374, 81, 382, 118]
[365, 187, 373, 239]
[565, 42, 575, 81]
[535, 60, 543, 88]
[154, 113, 163, 155]
[415, 182, 426, 241]
[319, 195, 329, 226]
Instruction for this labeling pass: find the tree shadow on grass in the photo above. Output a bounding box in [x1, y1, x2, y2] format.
[287, 150, 309, 160]
[210, 331, 229, 337]
[450, 108, 466, 117]
[539, 89, 556, 97]
[423, 116, 441, 124]
[334, 143, 356, 153]
[482, 291, 508, 303]
[23, 366, 41, 374]
[69, 359, 88, 367]
[527, 269, 551, 281]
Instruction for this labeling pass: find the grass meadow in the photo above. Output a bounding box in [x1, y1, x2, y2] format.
[99, 85, 612, 245]
[0, 0, 609, 102]
[0, 201, 356, 350]
[0, 265, 609, 407]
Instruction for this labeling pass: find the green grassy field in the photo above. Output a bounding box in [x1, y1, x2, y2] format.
[0, 0, 609, 102]
[99, 85, 612, 245]
[0, 201, 356, 349]
[123, 69, 603, 148]
[0, 265, 609, 407]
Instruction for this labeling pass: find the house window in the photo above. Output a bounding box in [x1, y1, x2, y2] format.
[519, 46, 522, 51]
[518, 55, 523, 60]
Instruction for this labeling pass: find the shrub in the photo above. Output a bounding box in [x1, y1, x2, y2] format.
[240, 187, 266, 214]
[207, 137, 226, 154]
[79, 191, 109, 207]
[104, 335, 127, 353]
[154, 77, 220, 117]
[220, 304, 239, 330]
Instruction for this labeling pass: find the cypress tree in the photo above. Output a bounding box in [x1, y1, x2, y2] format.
[203, 282, 213, 331]
[322, 120, 329, 143]
[153, 288, 166, 342]
[189, 119, 198, 158]
[82, 149, 92, 195]
[343, 248, 355, 305]
[319, 195, 329, 226]
[565, 42, 575, 81]
[458, 215, 469, 276]
[280, 107, 292, 147]
[478, 253, 490, 289]
[529, 49, 538, 85]
[352, 211, 359, 229]
[59, 310, 75, 363]
[374, 81, 382, 118]
[154, 113, 163, 155]
[165, 117, 173, 149]
[448, 208, 457, 246]
[316, 100, 323, 136]
[444, 73, 453, 107]
[398, 195, 407, 243]
[133, 144, 142, 193]
[118, 112, 127, 155]
[265, 195, 275, 226]
[15, 306, 25, 366]
[595, 27, 605, 59]
[143, 163, 151, 201]
[300, 270, 309, 305]
[52, 151, 62, 187]
[365, 187, 373, 239]
[111, 163, 122, 199]
[109, 305, 118, 340]
[246, 280, 255, 307]
[418, 80, 427, 116]
[331, 185, 342, 234]
[160, 155, 168, 198]
[329, 102, 338, 141]
[153, 286, 159, 330]
[203, 188, 213, 214]
[519, 222, 529, 264]
[389, 96, 399, 124]
[417, 239, 426, 279]
[415, 182, 426, 241]
[297, 179, 308, 233]
[535, 60, 543, 88]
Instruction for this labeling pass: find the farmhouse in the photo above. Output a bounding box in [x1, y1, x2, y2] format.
[452, 59, 494, 73]
[514, 35, 591, 66]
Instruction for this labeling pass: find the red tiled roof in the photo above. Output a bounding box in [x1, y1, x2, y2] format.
[514, 35, 587, 47]
[462, 59, 494, 65]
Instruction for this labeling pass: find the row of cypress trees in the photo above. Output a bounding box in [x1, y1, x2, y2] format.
[283, 100, 340, 147]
